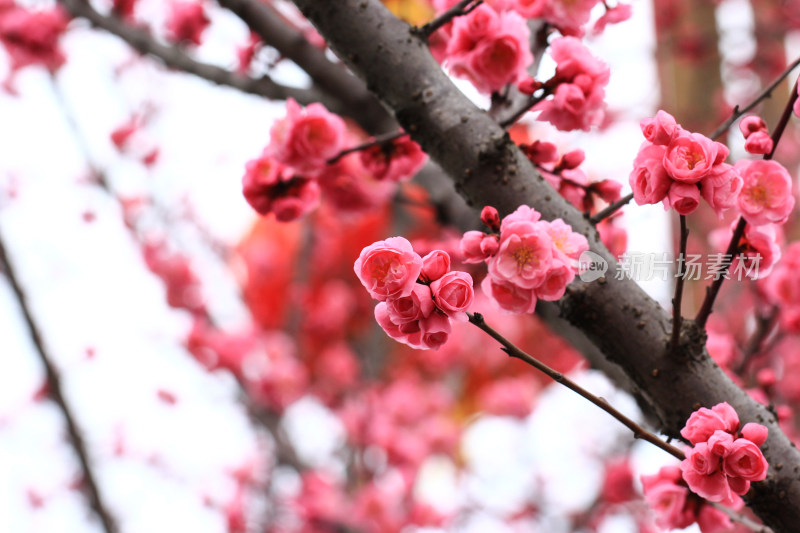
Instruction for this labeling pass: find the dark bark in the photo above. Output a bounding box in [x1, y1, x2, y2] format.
[286, 1, 800, 530]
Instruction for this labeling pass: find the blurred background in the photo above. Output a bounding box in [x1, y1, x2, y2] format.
[1, 0, 799, 532]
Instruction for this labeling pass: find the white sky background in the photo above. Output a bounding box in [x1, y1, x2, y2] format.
[0, 0, 760, 532]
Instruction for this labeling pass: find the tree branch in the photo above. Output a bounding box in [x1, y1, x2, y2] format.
[216, 0, 391, 132]
[58, 0, 328, 106]
[287, 1, 800, 530]
[468, 312, 685, 460]
[710, 56, 800, 140]
[0, 234, 119, 533]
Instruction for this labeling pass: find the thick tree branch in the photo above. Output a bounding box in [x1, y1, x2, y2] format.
[58, 0, 328, 106]
[287, 1, 800, 530]
[0, 233, 119, 533]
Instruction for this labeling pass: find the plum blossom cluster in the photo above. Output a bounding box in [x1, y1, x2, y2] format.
[0, 2, 69, 90]
[520, 141, 621, 211]
[680, 402, 769, 504]
[739, 115, 774, 156]
[429, 1, 618, 124]
[532, 36, 611, 132]
[431, 3, 533, 94]
[641, 465, 741, 533]
[243, 99, 427, 221]
[354, 237, 474, 350]
[630, 110, 742, 217]
[631, 110, 795, 227]
[461, 205, 588, 314]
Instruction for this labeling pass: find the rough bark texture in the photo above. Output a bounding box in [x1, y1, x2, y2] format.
[288, 1, 800, 530]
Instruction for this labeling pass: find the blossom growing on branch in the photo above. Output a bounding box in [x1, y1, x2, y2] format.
[679, 402, 769, 504]
[630, 111, 743, 218]
[356, 238, 474, 350]
[535, 37, 610, 131]
[461, 205, 587, 314]
[165, 1, 210, 46]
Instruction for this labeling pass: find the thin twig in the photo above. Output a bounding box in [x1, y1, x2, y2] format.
[709, 502, 774, 533]
[58, 0, 325, 104]
[0, 235, 119, 533]
[671, 215, 688, 353]
[590, 192, 633, 224]
[416, 0, 482, 37]
[499, 89, 551, 128]
[710, 56, 800, 140]
[328, 131, 407, 164]
[764, 77, 799, 161]
[467, 312, 685, 460]
[695, 217, 746, 329]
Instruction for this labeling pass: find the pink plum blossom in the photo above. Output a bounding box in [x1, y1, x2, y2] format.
[354, 237, 423, 301]
[735, 159, 795, 226]
[431, 270, 474, 319]
[166, 1, 210, 46]
[360, 135, 428, 182]
[535, 37, 609, 131]
[241, 151, 320, 222]
[269, 98, 347, 175]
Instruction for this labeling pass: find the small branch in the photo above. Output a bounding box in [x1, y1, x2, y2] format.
[0, 234, 119, 533]
[764, 77, 799, 161]
[736, 308, 778, 374]
[695, 217, 746, 330]
[416, 0, 482, 37]
[59, 0, 325, 105]
[710, 56, 800, 140]
[671, 215, 689, 352]
[217, 0, 391, 132]
[499, 89, 551, 128]
[328, 130, 407, 164]
[589, 192, 633, 224]
[709, 502, 774, 533]
[467, 312, 685, 460]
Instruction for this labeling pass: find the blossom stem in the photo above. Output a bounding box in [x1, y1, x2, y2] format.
[499, 89, 551, 128]
[328, 130, 407, 164]
[765, 77, 799, 161]
[467, 312, 685, 460]
[416, 0, 483, 38]
[671, 215, 689, 352]
[710, 56, 800, 140]
[589, 192, 633, 224]
[695, 217, 746, 329]
[709, 502, 774, 533]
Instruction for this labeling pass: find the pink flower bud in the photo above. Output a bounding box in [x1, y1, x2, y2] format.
[592, 179, 622, 203]
[461, 231, 490, 263]
[559, 149, 585, 170]
[740, 423, 768, 447]
[640, 110, 678, 146]
[431, 270, 474, 319]
[419, 311, 451, 350]
[739, 115, 768, 137]
[744, 131, 774, 155]
[518, 77, 542, 95]
[421, 250, 451, 282]
[663, 181, 700, 215]
[522, 140, 559, 165]
[481, 206, 500, 231]
[724, 439, 769, 481]
[480, 234, 499, 257]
